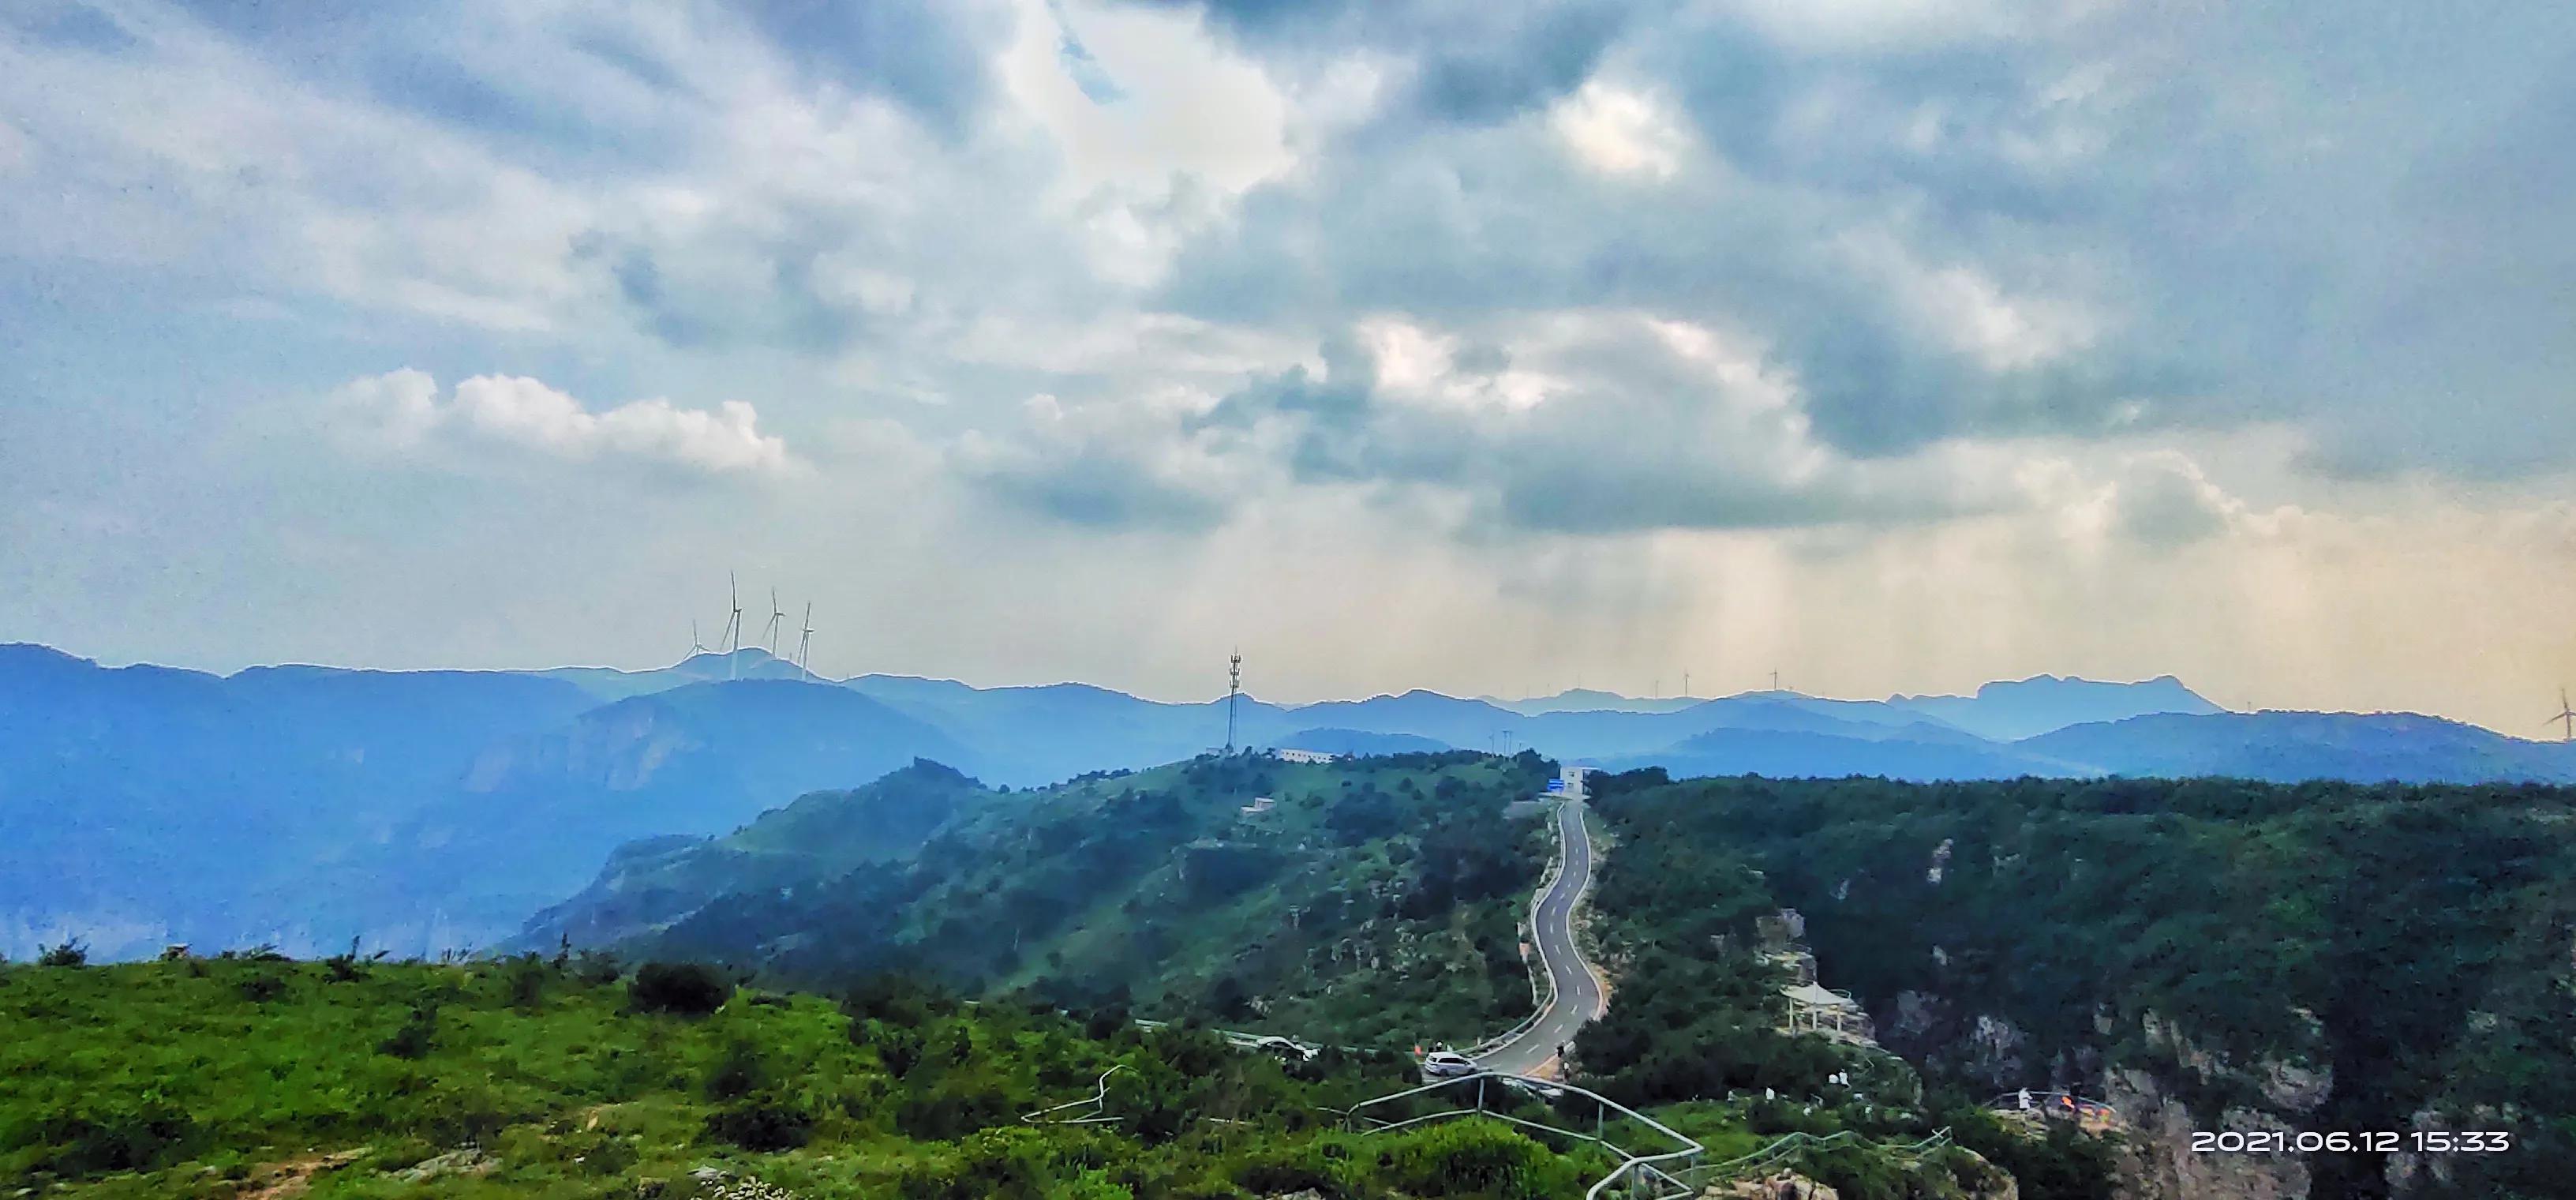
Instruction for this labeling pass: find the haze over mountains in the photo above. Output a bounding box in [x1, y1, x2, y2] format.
[5, 640, 2572, 963]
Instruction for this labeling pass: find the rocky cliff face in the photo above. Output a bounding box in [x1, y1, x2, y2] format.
[1877, 991, 2338, 1200]
[463, 698, 697, 793]
[2104, 1011, 2332, 1200]
[2105, 1067, 2309, 1200]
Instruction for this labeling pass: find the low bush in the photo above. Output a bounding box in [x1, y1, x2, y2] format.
[628, 961, 733, 1016]
[702, 1092, 814, 1151]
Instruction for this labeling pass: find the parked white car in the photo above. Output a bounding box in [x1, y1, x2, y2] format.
[1253, 1035, 1317, 1062]
[1420, 1050, 1477, 1079]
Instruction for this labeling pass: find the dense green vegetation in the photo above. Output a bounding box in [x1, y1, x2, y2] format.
[545, 752, 1558, 1046]
[2, 954, 1621, 1198]
[1563, 781, 2108, 1199]
[1585, 768, 2576, 1199]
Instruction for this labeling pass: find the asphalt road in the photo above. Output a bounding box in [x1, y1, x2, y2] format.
[1474, 789, 1605, 1076]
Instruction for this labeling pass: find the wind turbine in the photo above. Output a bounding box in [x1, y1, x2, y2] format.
[763, 589, 785, 659]
[690, 620, 706, 658]
[2550, 688, 2576, 743]
[796, 603, 815, 681]
[725, 573, 744, 679]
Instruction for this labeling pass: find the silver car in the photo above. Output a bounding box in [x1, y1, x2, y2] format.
[1421, 1050, 1477, 1079]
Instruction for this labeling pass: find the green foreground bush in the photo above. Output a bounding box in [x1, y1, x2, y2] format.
[0, 958, 1609, 1199]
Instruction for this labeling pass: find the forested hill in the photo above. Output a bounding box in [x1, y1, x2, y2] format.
[1584, 770, 2576, 1199]
[529, 752, 1559, 1045]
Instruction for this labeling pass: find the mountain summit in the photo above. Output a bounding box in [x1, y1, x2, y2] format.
[1889, 673, 2225, 741]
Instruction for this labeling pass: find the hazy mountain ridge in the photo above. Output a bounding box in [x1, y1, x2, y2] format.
[9, 641, 2569, 962]
[0, 651, 967, 960]
[2022, 709, 2576, 785]
[1890, 673, 2225, 741]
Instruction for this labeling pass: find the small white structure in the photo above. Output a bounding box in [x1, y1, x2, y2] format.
[1782, 981, 1876, 1044]
[1240, 797, 1277, 816]
[1273, 747, 1339, 764]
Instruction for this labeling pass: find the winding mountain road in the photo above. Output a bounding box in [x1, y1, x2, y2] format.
[1474, 773, 1606, 1076]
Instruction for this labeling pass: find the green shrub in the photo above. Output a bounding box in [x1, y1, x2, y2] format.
[414, 1078, 524, 1147]
[1383, 1119, 1575, 1200]
[705, 1035, 772, 1101]
[36, 940, 87, 968]
[1234, 1147, 1346, 1198]
[20, 1100, 198, 1176]
[628, 961, 733, 1016]
[504, 953, 549, 1007]
[237, 971, 289, 1003]
[377, 1004, 438, 1059]
[896, 1081, 1013, 1141]
[568, 949, 622, 986]
[702, 1091, 814, 1151]
[876, 1026, 924, 1079]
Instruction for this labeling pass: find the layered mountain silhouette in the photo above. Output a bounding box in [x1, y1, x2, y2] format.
[4, 640, 2570, 961]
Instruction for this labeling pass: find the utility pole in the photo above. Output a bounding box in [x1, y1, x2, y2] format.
[1226, 649, 1243, 752]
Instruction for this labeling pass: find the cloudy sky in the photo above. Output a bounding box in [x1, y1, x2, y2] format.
[4, 0, 2573, 730]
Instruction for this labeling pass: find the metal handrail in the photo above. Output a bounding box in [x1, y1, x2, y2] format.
[1986, 1090, 2120, 1120]
[1668, 1126, 1954, 1193]
[1342, 1070, 1703, 1200]
[1020, 1065, 1127, 1125]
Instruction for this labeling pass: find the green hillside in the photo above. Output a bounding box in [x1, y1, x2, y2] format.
[537, 752, 1561, 1047]
[2, 954, 1622, 1199]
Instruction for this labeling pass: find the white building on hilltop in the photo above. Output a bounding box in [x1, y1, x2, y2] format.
[1272, 747, 1339, 764]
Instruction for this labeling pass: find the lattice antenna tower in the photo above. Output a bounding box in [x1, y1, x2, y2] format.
[1226, 649, 1244, 752]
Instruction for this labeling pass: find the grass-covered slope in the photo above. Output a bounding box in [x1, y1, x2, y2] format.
[537, 751, 1560, 1046]
[0, 954, 1616, 1198]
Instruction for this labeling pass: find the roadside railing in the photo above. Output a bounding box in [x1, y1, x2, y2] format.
[1986, 1090, 2121, 1125]
[1020, 1065, 1127, 1126]
[1342, 1070, 1703, 1200]
[1661, 1127, 1952, 1194]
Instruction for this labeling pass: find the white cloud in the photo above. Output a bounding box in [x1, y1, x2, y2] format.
[334, 369, 797, 478]
[994, 0, 1295, 283]
[998, 0, 1294, 198]
[1549, 80, 1687, 180]
[1839, 229, 2100, 372]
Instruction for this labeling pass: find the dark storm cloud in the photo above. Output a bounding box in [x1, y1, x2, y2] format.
[1409, 3, 1630, 122]
[575, 221, 883, 357]
[1168, 0, 1646, 123]
[972, 445, 1230, 533]
[1189, 332, 1376, 431]
[1151, 0, 2576, 493]
[1156, 119, 2168, 466]
[735, 0, 1002, 136]
[1192, 321, 1998, 535]
[13, 2, 134, 53]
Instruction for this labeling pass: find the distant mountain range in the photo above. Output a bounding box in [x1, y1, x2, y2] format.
[4, 640, 2570, 960]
